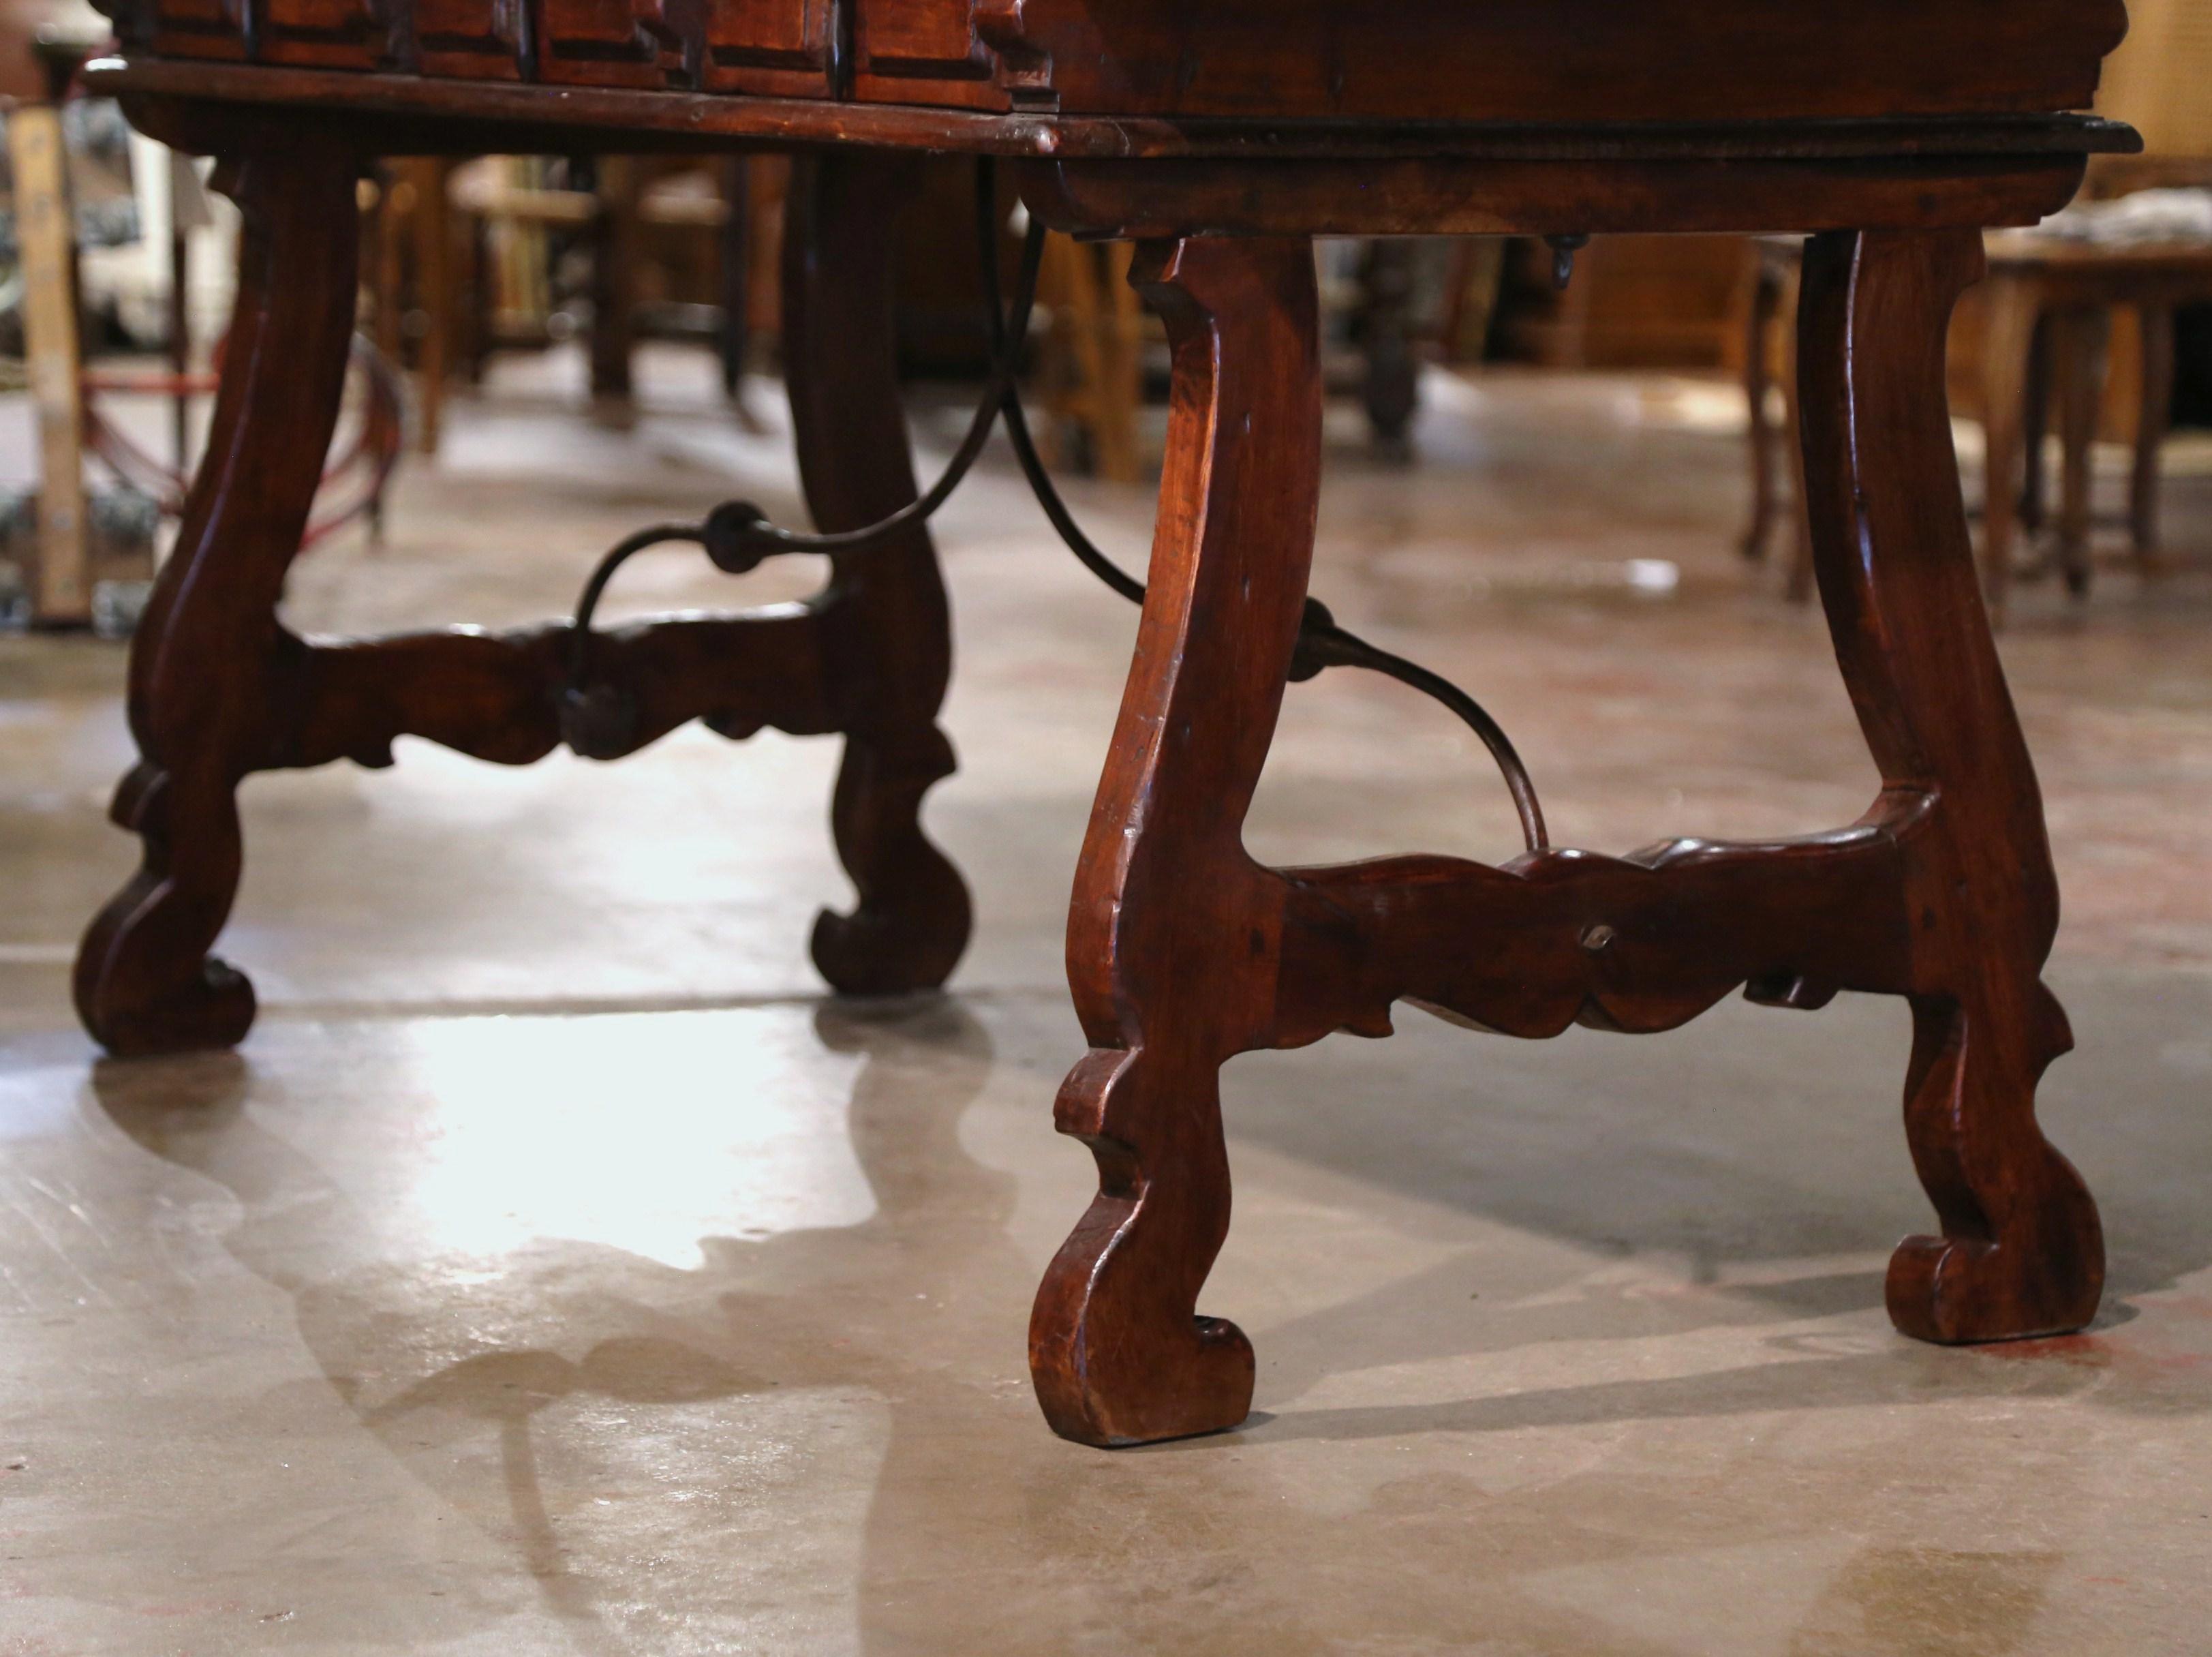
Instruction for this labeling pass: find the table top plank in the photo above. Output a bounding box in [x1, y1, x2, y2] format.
[86, 57, 2144, 166]
[93, 0, 2136, 130]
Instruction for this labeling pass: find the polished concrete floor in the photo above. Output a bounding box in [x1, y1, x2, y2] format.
[4, 350, 2212, 1654]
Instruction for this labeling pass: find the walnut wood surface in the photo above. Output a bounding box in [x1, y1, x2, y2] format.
[82, 0, 2128, 1450]
[93, 0, 2129, 127]
[74, 135, 968, 1055]
[1016, 155, 2094, 240]
[75, 141, 363, 1056]
[1029, 234, 1321, 1448]
[782, 152, 972, 996]
[1797, 228, 2102, 1344]
[1028, 224, 2106, 1447]
[87, 58, 2142, 166]
[993, 0, 2131, 126]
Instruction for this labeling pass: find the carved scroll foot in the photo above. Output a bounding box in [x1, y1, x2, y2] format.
[1030, 1050, 1256, 1446]
[74, 142, 360, 1057]
[786, 153, 972, 997]
[1028, 234, 1321, 1446]
[76, 763, 258, 1056]
[810, 725, 970, 995]
[1799, 227, 2104, 1345]
[1886, 986, 2104, 1343]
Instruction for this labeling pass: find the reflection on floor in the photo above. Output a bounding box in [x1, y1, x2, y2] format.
[3, 352, 2210, 1653]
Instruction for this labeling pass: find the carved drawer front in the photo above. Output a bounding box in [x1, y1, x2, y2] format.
[124, 0, 953, 100]
[853, 0, 1008, 110]
[411, 0, 527, 79]
[147, 0, 249, 61]
[529, 0, 833, 93]
[533, 0, 683, 87]
[257, 0, 395, 67]
[702, 0, 832, 95]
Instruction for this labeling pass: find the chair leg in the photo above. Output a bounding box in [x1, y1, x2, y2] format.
[2132, 304, 2176, 568]
[782, 153, 972, 996]
[2021, 316, 2052, 534]
[1780, 256, 1816, 604]
[74, 141, 363, 1056]
[1358, 237, 1421, 459]
[1740, 250, 1783, 563]
[1797, 228, 2102, 1347]
[1030, 234, 1321, 1448]
[587, 156, 639, 408]
[717, 155, 752, 403]
[1977, 272, 2042, 626]
[2057, 308, 2112, 599]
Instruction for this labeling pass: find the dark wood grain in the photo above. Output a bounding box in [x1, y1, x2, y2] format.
[78, 0, 2132, 1448]
[282, 610, 840, 773]
[782, 152, 972, 996]
[1797, 228, 2103, 1345]
[1016, 154, 2093, 240]
[85, 59, 2141, 166]
[74, 140, 363, 1057]
[258, 0, 395, 70]
[1029, 234, 1321, 1448]
[1030, 221, 2109, 1447]
[1268, 831, 1914, 1051]
[979, 0, 2130, 126]
[700, 0, 834, 98]
[74, 130, 970, 1057]
[410, 0, 525, 80]
[93, 0, 2130, 127]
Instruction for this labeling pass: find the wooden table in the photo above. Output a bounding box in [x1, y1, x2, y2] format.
[76, 0, 2138, 1449]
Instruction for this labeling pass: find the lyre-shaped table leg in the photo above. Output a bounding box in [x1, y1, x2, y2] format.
[783, 154, 972, 996]
[1029, 235, 1321, 1447]
[74, 142, 362, 1056]
[1798, 228, 2103, 1344]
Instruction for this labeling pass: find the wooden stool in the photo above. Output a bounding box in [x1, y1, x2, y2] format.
[1979, 234, 2212, 618]
[1744, 230, 2212, 620]
[79, 0, 2135, 1449]
[1033, 233, 1144, 483]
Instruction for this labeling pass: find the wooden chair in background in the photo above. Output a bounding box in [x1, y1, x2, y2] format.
[1744, 0, 2212, 620]
[1032, 234, 1143, 483]
[364, 154, 774, 453]
[1741, 226, 2212, 620]
[1977, 230, 2212, 618]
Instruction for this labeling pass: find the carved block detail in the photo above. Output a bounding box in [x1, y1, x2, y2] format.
[975, 0, 1052, 104]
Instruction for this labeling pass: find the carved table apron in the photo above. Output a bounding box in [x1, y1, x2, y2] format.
[78, 0, 2139, 1448]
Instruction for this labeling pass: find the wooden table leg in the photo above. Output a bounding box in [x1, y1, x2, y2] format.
[1026, 222, 2102, 1450]
[1030, 234, 1321, 1448]
[75, 141, 363, 1056]
[782, 153, 972, 996]
[1797, 228, 2102, 1345]
[73, 137, 969, 1056]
